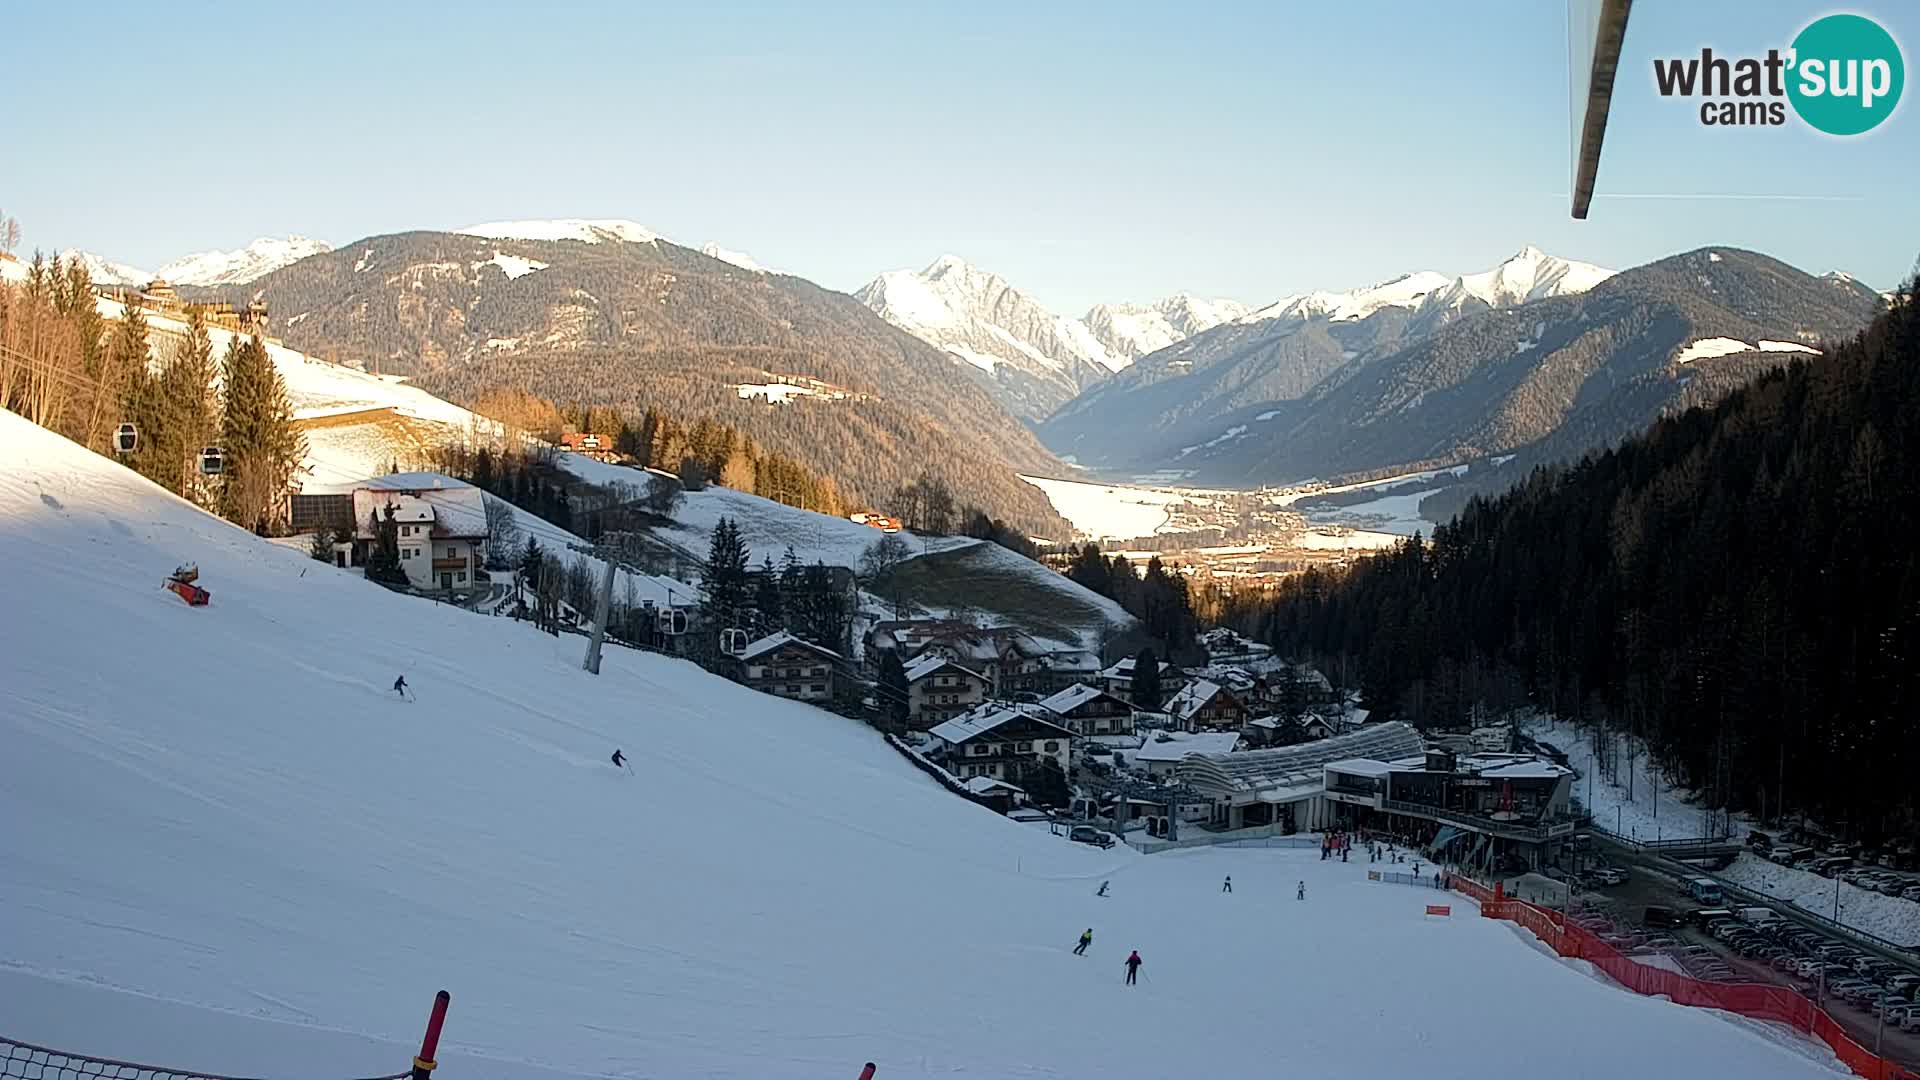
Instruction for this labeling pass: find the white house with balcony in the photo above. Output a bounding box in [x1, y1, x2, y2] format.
[903, 654, 990, 730]
[349, 475, 490, 592]
[928, 704, 1073, 782]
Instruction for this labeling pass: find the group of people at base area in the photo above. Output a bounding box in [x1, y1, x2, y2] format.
[1322, 831, 1353, 862]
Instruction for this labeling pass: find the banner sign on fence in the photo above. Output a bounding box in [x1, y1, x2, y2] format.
[1426, 905, 1452, 917]
[1368, 871, 1381, 881]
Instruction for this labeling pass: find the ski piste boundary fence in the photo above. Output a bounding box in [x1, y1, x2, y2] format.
[2, 989, 881, 1080]
[1452, 877, 1920, 1080]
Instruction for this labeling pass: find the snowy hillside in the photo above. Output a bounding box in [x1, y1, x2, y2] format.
[699, 242, 770, 273]
[554, 454, 1132, 649]
[456, 218, 660, 245]
[156, 235, 331, 285]
[0, 408, 1849, 1078]
[95, 293, 492, 487]
[1241, 270, 1454, 324]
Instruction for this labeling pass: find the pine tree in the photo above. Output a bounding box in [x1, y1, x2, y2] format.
[1132, 647, 1162, 710]
[161, 307, 220, 505]
[753, 555, 784, 634]
[219, 335, 305, 533]
[700, 517, 753, 653]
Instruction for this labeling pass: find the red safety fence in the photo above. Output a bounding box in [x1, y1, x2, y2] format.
[1469, 888, 1920, 1080]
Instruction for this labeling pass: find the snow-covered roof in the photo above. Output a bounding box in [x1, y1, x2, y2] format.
[962, 776, 1023, 796]
[1176, 722, 1424, 797]
[351, 486, 489, 538]
[739, 631, 843, 664]
[1133, 732, 1241, 762]
[1465, 756, 1573, 781]
[903, 654, 985, 684]
[929, 706, 1070, 747]
[1100, 656, 1172, 679]
[1038, 682, 1121, 715]
[1166, 679, 1227, 721]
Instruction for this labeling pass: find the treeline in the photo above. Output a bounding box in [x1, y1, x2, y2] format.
[1230, 277, 1920, 836]
[1, 254, 305, 532]
[1061, 543, 1201, 659]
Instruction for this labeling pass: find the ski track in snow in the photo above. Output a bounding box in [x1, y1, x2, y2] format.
[0, 409, 1849, 1079]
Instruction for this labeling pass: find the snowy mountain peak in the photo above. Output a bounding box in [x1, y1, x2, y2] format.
[58, 249, 152, 287]
[156, 235, 331, 286]
[1428, 247, 1614, 312]
[699, 243, 769, 274]
[1082, 294, 1248, 361]
[1242, 271, 1454, 325]
[457, 219, 660, 245]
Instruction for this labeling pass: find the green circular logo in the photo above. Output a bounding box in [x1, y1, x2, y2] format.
[1787, 14, 1904, 135]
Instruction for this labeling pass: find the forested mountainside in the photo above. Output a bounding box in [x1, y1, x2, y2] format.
[199, 231, 1070, 535]
[1040, 247, 1612, 471]
[1230, 276, 1919, 833]
[1050, 249, 1883, 488]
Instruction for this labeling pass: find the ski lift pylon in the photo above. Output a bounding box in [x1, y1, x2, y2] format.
[114, 423, 138, 454]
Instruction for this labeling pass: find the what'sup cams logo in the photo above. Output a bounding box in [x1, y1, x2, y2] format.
[1653, 13, 1904, 134]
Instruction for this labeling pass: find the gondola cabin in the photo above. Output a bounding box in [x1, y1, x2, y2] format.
[200, 446, 225, 475]
[115, 423, 138, 454]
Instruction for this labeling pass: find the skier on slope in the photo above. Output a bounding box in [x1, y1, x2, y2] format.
[392, 675, 408, 698]
[1123, 950, 1142, 985]
[1296, 880, 1306, 901]
[611, 749, 626, 769]
[1096, 880, 1110, 897]
[1073, 928, 1093, 956]
[1221, 875, 1232, 893]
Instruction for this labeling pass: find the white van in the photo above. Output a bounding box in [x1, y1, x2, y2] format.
[1738, 906, 1779, 927]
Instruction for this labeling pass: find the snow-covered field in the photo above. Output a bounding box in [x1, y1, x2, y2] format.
[0, 409, 1850, 1078]
[1021, 474, 1203, 541]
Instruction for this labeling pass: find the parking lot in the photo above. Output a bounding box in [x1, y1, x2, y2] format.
[1559, 844, 1920, 1066]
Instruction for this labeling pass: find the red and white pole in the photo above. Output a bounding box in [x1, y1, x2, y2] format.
[858, 1063, 877, 1079]
[411, 990, 451, 1080]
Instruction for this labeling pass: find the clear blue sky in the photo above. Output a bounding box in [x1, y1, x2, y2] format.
[5, 0, 1913, 311]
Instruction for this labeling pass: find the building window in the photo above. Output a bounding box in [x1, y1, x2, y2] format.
[1044, 741, 1059, 752]
[786, 685, 801, 694]
[810, 684, 825, 693]
[811, 666, 826, 676]
[456, 571, 466, 583]
[445, 547, 456, 559]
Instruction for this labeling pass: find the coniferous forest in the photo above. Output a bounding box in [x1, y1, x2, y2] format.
[1231, 276, 1919, 836]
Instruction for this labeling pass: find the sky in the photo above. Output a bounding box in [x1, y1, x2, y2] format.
[3, 0, 1914, 312]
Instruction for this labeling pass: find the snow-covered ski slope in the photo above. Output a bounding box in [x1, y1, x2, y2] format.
[0, 409, 1844, 1078]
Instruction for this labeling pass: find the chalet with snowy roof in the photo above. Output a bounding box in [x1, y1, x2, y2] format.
[903, 654, 990, 729]
[1130, 731, 1243, 779]
[1243, 713, 1340, 749]
[960, 775, 1025, 813]
[348, 476, 490, 592]
[928, 704, 1073, 782]
[1199, 627, 1273, 664]
[1037, 683, 1135, 737]
[737, 631, 843, 704]
[1165, 679, 1249, 733]
[1099, 655, 1182, 703]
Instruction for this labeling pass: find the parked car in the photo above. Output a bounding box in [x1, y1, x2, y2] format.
[1592, 867, 1629, 886]
[1644, 905, 1683, 929]
[1068, 825, 1115, 849]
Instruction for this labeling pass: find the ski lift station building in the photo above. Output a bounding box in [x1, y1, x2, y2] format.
[1173, 722, 1425, 834]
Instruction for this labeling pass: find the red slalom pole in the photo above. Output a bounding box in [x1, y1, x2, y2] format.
[411, 990, 451, 1080]
[858, 1064, 876, 1080]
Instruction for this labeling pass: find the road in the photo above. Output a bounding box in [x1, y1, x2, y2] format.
[1580, 835, 1920, 1067]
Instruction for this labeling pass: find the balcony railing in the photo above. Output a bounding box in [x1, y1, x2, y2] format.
[432, 557, 470, 572]
[1380, 798, 1574, 843]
